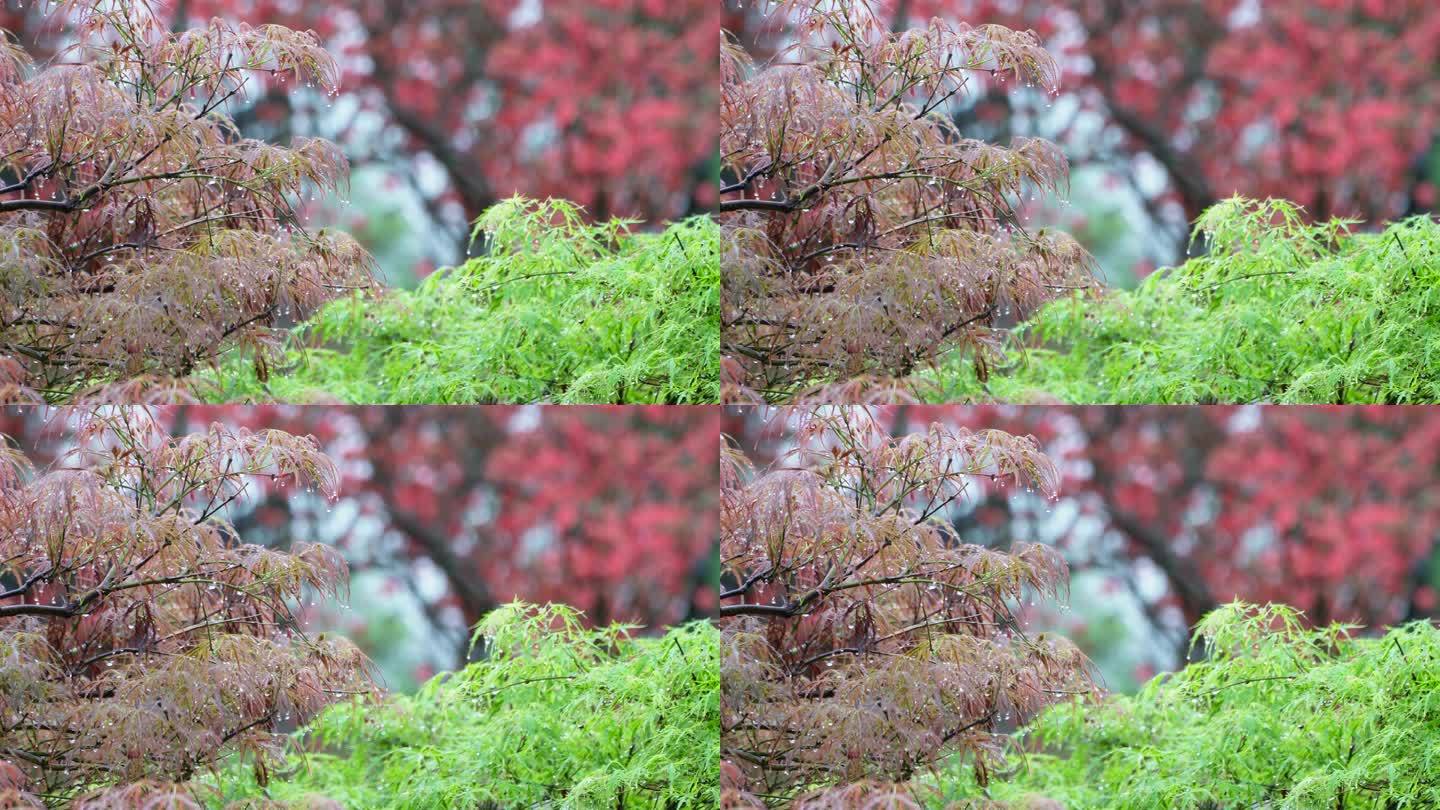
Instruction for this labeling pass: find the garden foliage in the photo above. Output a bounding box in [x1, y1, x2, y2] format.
[928, 602, 1440, 809]
[214, 603, 720, 809]
[0, 408, 371, 808]
[0, 0, 373, 401]
[720, 0, 1095, 402]
[208, 198, 719, 404]
[721, 407, 1093, 806]
[186, 405, 722, 663]
[929, 198, 1440, 403]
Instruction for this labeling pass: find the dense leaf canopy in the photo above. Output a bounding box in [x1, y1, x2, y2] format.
[730, 0, 1440, 263]
[731, 405, 1440, 674]
[0, 0, 373, 402]
[0, 408, 371, 808]
[720, 0, 1095, 402]
[722, 407, 1093, 806]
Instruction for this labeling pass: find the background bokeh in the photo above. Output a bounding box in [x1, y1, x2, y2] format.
[727, 405, 1440, 691]
[0, 0, 718, 284]
[724, 0, 1440, 286]
[0, 405, 720, 691]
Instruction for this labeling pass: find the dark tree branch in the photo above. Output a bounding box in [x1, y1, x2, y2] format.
[720, 197, 801, 213]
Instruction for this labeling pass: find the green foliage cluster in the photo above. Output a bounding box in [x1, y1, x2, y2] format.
[925, 197, 1440, 403]
[211, 603, 719, 809]
[926, 602, 1440, 809]
[206, 198, 719, 403]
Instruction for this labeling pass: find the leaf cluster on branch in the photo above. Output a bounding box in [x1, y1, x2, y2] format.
[720, 406, 1093, 806]
[720, 0, 1096, 402]
[0, 407, 373, 808]
[0, 0, 374, 402]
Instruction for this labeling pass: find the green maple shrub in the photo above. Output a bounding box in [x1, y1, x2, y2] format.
[926, 602, 1440, 809]
[924, 197, 1440, 404]
[206, 198, 720, 404]
[212, 603, 720, 809]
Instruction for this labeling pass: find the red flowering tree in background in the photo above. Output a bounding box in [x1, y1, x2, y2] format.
[729, 0, 1440, 261]
[972, 407, 1440, 641]
[731, 406, 1440, 667]
[3, 405, 720, 669]
[0, 0, 717, 253]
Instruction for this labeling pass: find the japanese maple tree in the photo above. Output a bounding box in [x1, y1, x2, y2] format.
[0, 0, 373, 401]
[214, 603, 720, 809]
[720, 406, 1093, 805]
[206, 198, 721, 404]
[721, 0, 1096, 401]
[728, 405, 1440, 677]
[0, 407, 372, 807]
[0, 404, 720, 674]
